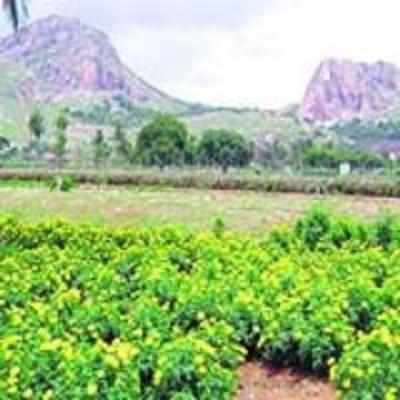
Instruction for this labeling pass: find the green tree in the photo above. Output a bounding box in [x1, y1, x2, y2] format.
[197, 129, 253, 173]
[0, 136, 16, 163]
[135, 114, 189, 169]
[55, 112, 69, 132]
[92, 129, 111, 167]
[113, 122, 133, 164]
[3, 0, 28, 31]
[0, 136, 10, 151]
[53, 113, 69, 164]
[28, 110, 45, 143]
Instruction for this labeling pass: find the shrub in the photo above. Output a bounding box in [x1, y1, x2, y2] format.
[295, 206, 369, 250]
[212, 217, 226, 238]
[372, 213, 400, 249]
[49, 175, 76, 192]
[332, 310, 400, 400]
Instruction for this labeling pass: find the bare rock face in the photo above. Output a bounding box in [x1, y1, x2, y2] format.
[300, 59, 400, 122]
[0, 15, 179, 108]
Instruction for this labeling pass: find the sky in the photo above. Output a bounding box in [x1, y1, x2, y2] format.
[1, 0, 400, 109]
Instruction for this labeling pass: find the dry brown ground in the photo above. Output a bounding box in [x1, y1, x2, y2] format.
[237, 363, 335, 400]
[0, 186, 400, 231]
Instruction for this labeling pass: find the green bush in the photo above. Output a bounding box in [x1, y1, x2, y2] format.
[295, 206, 369, 250]
[49, 176, 76, 192]
[332, 310, 400, 400]
[0, 212, 400, 397]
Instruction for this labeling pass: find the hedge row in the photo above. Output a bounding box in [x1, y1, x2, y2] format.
[1, 168, 400, 197]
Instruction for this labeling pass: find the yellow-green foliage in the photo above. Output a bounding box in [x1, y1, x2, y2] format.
[0, 209, 400, 398]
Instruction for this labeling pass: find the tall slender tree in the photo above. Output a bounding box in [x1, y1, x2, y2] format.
[53, 112, 69, 165]
[92, 129, 111, 168]
[3, 0, 28, 31]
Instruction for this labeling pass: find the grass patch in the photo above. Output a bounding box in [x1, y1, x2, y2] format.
[0, 185, 398, 232]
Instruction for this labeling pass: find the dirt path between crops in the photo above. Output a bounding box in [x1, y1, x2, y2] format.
[236, 363, 335, 400]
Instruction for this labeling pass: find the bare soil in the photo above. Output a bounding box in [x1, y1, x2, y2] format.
[236, 363, 335, 400]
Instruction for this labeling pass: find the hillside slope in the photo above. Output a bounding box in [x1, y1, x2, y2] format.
[0, 15, 189, 113]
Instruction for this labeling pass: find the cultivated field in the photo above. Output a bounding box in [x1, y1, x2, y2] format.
[1, 208, 400, 398]
[2, 182, 400, 399]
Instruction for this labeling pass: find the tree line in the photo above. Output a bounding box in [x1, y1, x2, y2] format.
[23, 111, 254, 172]
[0, 109, 389, 173]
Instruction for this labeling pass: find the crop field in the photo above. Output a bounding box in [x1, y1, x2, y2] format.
[1, 182, 400, 399]
[1, 207, 400, 398]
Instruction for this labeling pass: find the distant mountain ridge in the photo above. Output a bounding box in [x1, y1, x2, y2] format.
[0, 15, 187, 112]
[300, 58, 400, 122]
[2, 15, 400, 129]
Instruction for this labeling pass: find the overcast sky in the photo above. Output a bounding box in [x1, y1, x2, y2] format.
[1, 0, 400, 109]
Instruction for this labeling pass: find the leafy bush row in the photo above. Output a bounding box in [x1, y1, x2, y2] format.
[1, 209, 400, 398]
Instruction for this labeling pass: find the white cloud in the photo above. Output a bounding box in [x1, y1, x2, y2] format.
[2, 0, 400, 108]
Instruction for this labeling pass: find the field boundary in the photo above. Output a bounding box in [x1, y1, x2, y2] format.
[1, 168, 400, 197]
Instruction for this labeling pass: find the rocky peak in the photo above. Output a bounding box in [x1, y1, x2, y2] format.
[300, 58, 400, 122]
[0, 15, 176, 107]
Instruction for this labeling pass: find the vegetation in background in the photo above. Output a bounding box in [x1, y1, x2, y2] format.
[302, 143, 384, 169]
[5, 109, 400, 175]
[112, 122, 134, 164]
[70, 97, 159, 128]
[197, 129, 253, 172]
[52, 112, 69, 165]
[0, 136, 10, 152]
[184, 135, 198, 166]
[28, 109, 45, 143]
[135, 114, 189, 169]
[333, 118, 400, 140]
[255, 138, 291, 169]
[92, 129, 112, 167]
[23, 109, 51, 159]
[0, 136, 16, 163]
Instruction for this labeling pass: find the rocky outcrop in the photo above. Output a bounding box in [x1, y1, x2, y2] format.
[300, 58, 400, 122]
[0, 15, 184, 110]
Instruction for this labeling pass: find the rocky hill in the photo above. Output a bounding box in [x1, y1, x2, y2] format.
[0, 15, 187, 112]
[0, 15, 304, 145]
[300, 59, 400, 122]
